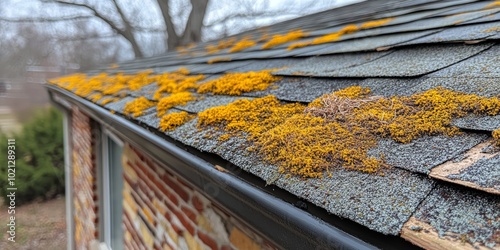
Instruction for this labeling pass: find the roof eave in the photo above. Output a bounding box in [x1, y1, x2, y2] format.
[45, 84, 377, 250]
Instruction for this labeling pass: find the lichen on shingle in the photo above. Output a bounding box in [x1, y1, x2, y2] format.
[414, 185, 500, 248]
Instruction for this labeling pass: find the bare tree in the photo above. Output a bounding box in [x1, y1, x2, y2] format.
[2, 0, 339, 59]
[158, 0, 208, 49]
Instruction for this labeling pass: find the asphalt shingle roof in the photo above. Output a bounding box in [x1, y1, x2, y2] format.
[49, 0, 500, 248]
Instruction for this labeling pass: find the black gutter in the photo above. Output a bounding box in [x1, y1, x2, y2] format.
[47, 85, 377, 250]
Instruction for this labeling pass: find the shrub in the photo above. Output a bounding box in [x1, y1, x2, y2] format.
[0, 107, 64, 205]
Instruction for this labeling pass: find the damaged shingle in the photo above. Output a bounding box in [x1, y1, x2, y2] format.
[414, 184, 500, 248]
[447, 154, 500, 191]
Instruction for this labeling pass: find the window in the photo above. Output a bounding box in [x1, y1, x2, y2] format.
[101, 130, 124, 250]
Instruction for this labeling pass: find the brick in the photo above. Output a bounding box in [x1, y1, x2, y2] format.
[172, 209, 195, 235]
[139, 220, 155, 249]
[197, 231, 218, 250]
[183, 231, 204, 250]
[156, 180, 179, 206]
[162, 174, 190, 202]
[192, 195, 205, 212]
[152, 199, 167, 216]
[171, 220, 184, 235]
[163, 243, 174, 250]
[229, 227, 261, 250]
[142, 206, 155, 226]
[154, 241, 162, 250]
[181, 205, 197, 223]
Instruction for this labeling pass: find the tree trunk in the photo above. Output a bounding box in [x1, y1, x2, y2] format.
[157, 0, 181, 50]
[157, 0, 208, 51]
[180, 0, 209, 46]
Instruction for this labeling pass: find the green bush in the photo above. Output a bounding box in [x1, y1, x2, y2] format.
[0, 107, 64, 205]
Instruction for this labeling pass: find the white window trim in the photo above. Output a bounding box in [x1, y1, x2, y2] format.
[62, 110, 74, 250]
[100, 128, 124, 250]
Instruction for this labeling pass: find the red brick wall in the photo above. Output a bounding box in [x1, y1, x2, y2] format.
[122, 144, 276, 250]
[71, 107, 99, 248]
[69, 106, 274, 249]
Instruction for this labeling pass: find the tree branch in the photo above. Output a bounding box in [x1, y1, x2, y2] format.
[156, 0, 180, 49]
[110, 0, 143, 57]
[204, 12, 300, 28]
[0, 15, 93, 23]
[180, 0, 208, 45]
[44, 0, 144, 57]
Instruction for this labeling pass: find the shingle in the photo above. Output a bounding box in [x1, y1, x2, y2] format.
[357, 78, 425, 97]
[359, 8, 500, 37]
[296, 29, 440, 56]
[229, 58, 303, 72]
[413, 184, 500, 248]
[274, 51, 392, 76]
[369, 133, 488, 174]
[229, 49, 292, 60]
[437, 1, 497, 17]
[400, 22, 500, 45]
[276, 167, 435, 235]
[452, 115, 500, 132]
[447, 154, 500, 192]
[167, 117, 435, 236]
[372, 0, 479, 20]
[242, 77, 359, 103]
[409, 76, 500, 97]
[129, 83, 158, 100]
[135, 111, 161, 128]
[191, 61, 254, 74]
[463, 11, 500, 25]
[310, 43, 492, 77]
[103, 96, 136, 114]
[429, 45, 500, 77]
[306, 7, 447, 37]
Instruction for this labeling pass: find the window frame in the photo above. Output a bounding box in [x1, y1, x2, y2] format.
[100, 128, 124, 250]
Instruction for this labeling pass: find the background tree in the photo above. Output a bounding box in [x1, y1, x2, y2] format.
[1, 0, 343, 60]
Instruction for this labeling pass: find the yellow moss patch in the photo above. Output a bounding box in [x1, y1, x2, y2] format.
[485, 1, 500, 8]
[157, 92, 195, 117]
[207, 57, 232, 64]
[89, 93, 103, 102]
[49, 70, 155, 99]
[359, 17, 394, 29]
[101, 97, 119, 105]
[159, 111, 193, 131]
[124, 96, 155, 117]
[287, 24, 359, 50]
[198, 95, 305, 136]
[493, 128, 500, 147]
[287, 18, 392, 50]
[262, 30, 307, 49]
[229, 39, 257, 53]
[205, 38, 237, 54]
[219, 134, 231, 141]
[309, 86, 372, 107]
[176, 43, 196, 55]
[198, 86, 500, 178]
[197, 70, 281, 95]
[151, 70, 204, 100]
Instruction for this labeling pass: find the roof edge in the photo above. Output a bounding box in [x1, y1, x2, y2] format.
[46, 84, 376, 250]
